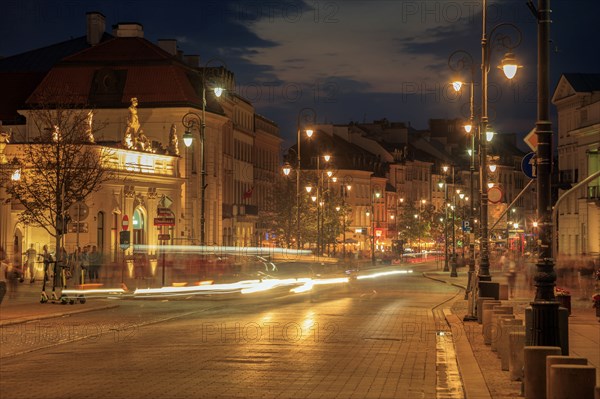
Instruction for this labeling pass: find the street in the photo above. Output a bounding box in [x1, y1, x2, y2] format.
[0, 264, 464, 399]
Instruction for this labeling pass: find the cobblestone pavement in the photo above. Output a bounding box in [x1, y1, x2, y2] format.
[1, 267, 465, 399]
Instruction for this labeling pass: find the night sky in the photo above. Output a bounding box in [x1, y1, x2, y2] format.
[1, 0, 599, 148]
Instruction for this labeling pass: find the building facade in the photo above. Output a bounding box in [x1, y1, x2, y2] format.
[0, 12, 281, 273]
[552, 73, 600, 257]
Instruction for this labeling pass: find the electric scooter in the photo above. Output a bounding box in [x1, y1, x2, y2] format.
[40, 261, 81, 304]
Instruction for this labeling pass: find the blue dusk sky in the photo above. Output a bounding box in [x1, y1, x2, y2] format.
[1, 0, 599, 148]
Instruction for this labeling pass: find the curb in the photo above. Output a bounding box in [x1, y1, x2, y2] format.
[444, 309, 492, 399]
[0, 303, 120, 327]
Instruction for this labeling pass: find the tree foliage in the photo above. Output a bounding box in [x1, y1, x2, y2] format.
[8, 92, 113, 241]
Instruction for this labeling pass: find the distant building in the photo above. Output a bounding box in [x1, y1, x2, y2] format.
[552, 73, 600, 257]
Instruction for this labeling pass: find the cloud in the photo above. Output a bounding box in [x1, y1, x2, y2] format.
[239, 1, 479, 94]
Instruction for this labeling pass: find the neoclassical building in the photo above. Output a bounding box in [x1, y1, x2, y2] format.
[0, 12, 281, 271]
[552, 73, 600, 257]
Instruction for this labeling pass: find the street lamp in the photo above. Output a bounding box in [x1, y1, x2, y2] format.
[438, 180, 448, 271]
[340, 176, 352, 260]
[370, 186, 381, 265]
[449, 49, 477, 301]
[0, 134, 21, 258]
[530, 0, 560, 347]
[181, 59, 227, 246]
[293, 108, 317, 250]
[450, 189, 459, 278]
[479, 3, 522, 282]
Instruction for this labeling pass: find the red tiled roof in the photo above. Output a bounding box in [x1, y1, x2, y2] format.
[26, 37, 206, 107]
[64, 37, 174, 63]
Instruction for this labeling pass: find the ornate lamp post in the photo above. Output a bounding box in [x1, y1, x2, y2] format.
[530, 0, 560, 347]
[340, 176, 352, 260]
[438, 180, 448, 270]
[449, 49, 477, 298]
[182, 59, 227, 246]
[293, 108, 316, 250]
[370, 185, 381, 265]
[479, 2, 522, 281]
[0, 134, 21, 259]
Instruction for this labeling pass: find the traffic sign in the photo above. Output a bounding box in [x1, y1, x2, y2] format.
[524, 128, 538, 152]
[488, 186, 503, 204]
[122, 214, 129, 231]
[157, 207, 173, 217]
[119, 231, 131, 250]
[154, 217, 175, 226]
[68, 201, 89, 221]
[462, 220, 471, 232]
[521, 152, 537, 179]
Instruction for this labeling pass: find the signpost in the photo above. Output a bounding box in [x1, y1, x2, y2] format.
[521, 152, 537, 179]
[122, 214, 129, 231]
[156, 206, 173, 286]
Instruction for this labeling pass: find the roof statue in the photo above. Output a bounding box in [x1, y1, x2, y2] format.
[86, 110, 95, 143]
[123, 97, 140, 148]
[168, 123, 179, 155]
[136, 129, 151, 152]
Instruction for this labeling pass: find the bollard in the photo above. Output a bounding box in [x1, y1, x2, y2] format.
[479, 281, 500, 299]
[525, 306, 570, 355]
[548, 364, 596, 399]
[524, 346, 562, 399]
[477, 297, 498, 324]
[509, 331, 526, 381]
[499, 283, 509, 300]
[491, 313, 515, 351]
[484, 306, 513, 345]
[545, 356, 587, 398]
[499, 320, 523, 370]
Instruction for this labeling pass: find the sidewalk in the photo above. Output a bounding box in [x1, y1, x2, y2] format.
[0, 280, 119, 326]
[425, 267, 600, 399]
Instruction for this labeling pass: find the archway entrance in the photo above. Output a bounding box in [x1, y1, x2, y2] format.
[132, 208, 145, 247]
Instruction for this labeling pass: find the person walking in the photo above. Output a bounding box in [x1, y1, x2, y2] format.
[24, 244, 37, 283]
[42, 245, 52, 282]
[80, 246, 90, 285]
[88, 245, 100, 283]
[0, 257, 8, 305]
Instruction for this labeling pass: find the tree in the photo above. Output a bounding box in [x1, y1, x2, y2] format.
[8, 91, 113, 256]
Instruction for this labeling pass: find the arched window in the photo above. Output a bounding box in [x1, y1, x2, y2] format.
[133, 208, 145, 247]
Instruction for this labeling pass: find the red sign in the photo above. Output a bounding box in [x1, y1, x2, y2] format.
[524, 128, 538, 152]
[122, 215, 129, 231]
[154, 217, 175, 226]
[374, 228, 384, 237]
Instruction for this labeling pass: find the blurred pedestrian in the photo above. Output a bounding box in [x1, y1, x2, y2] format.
[88, 245, 100, 282]
[42, 245, 52, 282]
[24, 244, 37, 283]
[0, 257, 8, 305]
[6, 262, 20, 299]
[506, 266, 517, 299]
[80, 246, 90, 284]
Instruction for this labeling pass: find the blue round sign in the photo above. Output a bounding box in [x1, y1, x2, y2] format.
[521, 152, 537, 179]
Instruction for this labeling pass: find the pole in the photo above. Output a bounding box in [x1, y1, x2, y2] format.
[478, 0, 492, 282]
[450, 168, 458, 277]
[530, 0, 560, 347]
[468, 76, 476, 276]
[200, 86, 207, 246]
[296, 124, 301, 250]
[443, 183, 449, 272]
[371, 198, 375, 266]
